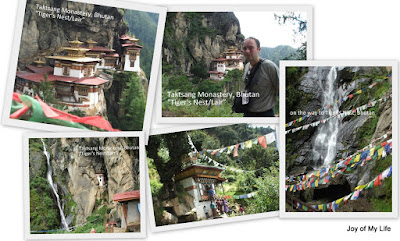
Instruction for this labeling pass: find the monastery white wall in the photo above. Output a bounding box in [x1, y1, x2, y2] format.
[124, 54, 140, 73]
[121, 201, 140, 229]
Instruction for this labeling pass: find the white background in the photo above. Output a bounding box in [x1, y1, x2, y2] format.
[0, 0, 399, 240]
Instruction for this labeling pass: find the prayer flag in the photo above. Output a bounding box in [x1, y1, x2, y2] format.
[227, 145, 235, 154]
[233, 144, 239, 157]
[244, 140, 252, 148]
[354, 154, 361, 163]
[378, 148, 384, 159]
[350, 190, 360, 200]
[355, 184, 367, 190]
[373, 174, 383, 187]
[258, 136, 267, 148]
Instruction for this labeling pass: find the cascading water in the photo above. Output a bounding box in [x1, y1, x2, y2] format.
[312, 67, 341, 167]
[41, 138, 70, 231]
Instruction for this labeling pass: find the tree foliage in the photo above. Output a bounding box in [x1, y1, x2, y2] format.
[117, 72, 146, 130]
[32, 73, 57, 105]
[147, 132, 191, 198]
[274, 12, 307, 60]
[30, 177, 60, 231]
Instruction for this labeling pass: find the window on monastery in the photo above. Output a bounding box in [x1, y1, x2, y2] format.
[84, 66, 94, 77]
[63, 66, 70, 75]
[78, 87, 88, 96]
[129, 54, 137, 67]
[105, 59, 115, 66]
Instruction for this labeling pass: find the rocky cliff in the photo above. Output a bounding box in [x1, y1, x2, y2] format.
[163, 12, 244, 74]
[29, 137, 140, 228]
[19, 0, 128, 68]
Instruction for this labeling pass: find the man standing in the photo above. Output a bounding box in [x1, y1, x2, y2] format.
[241, 37, 279, 117]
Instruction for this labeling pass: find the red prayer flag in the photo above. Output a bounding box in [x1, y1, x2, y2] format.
[35, 95, 119, 131]
[258, 135, 267, 148]
[373, 173, 383, 187]
[10, 105, 29, 119]
[13, 92, 22, 102]
[233, 144, 239, 157]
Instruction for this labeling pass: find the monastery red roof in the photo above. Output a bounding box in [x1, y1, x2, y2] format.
[105, 53, 119, 58]
[16, 72, 108, 86]
[26, 65, 54, 74]
[74, 77, 108, 85]
[214, 58, 228, 61]
[121, 43, 143, 48]
[88, 46, 115, 52]
[120, 35, 139, 41]
[113, 190, 140, 202]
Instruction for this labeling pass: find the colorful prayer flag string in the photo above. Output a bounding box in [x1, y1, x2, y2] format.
[285, 78, 388, 128]
[10, 93, 119, 131]
[285, 94, 392, 134]
[292, 165, 392, 212]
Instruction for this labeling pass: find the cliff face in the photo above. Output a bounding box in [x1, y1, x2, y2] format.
[19, 0, 128, 68]
[29, 137, 140, 227]
[163, 12, 244, 74]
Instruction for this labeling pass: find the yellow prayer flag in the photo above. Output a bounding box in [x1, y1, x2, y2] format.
[244, 140, 252, 149]
[378, 148, 383, 158]
[354, 154, 361, 163]
[336, 198, 344, 204]
[290, 185, 294, 191]
[356, 90, 362, 94]
[318, 204, 323, 210]
[355, 184, 367, 190]
[370, 148, 375, 157]
[315, 179, 319, 187]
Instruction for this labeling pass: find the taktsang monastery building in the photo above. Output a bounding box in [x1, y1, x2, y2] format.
[174, 164, 226, 220]
[120, 34, 143, 72]
[112, 190, 140, 232]
[208, 46, 244, 81]
[14, 34, 142, 107]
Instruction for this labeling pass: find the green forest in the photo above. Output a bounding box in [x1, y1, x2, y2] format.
[105, 71, 146, 131]
[147, 124, 279, 225]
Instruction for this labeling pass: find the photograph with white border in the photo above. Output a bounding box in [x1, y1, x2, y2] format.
[24, 131, 146, 239]
[156, 5, 312, 124]
[146, 123, 279, 232]
[279, 60, 398, 218]
[2, 0, 166, 135]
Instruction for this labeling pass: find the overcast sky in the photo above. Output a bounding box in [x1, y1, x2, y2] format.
[234, 11, 307, 49]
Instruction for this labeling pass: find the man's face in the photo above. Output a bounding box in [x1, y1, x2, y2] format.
[242, 39, 260, 63]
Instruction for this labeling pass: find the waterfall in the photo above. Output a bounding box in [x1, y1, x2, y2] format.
[312, 67, 340, 167]
[41, 139, 70, 231]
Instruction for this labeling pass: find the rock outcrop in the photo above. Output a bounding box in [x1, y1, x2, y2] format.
[163, 12, 244, 74]
[18, 0, 128, 69]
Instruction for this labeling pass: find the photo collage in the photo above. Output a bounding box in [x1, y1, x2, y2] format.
[0, 0, 398, 240]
